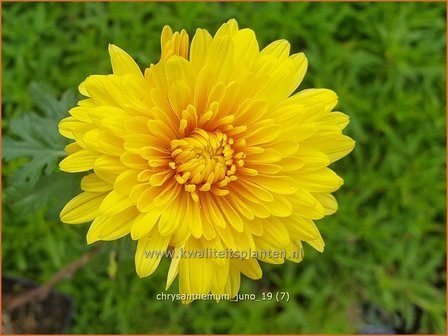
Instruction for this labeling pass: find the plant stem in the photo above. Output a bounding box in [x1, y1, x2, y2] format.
[5, 244, 102, 311]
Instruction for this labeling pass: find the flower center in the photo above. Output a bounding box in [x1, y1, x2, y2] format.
[169, 129, 241, 201]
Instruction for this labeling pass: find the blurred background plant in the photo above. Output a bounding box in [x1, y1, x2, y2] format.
[2, 1, 446, 334]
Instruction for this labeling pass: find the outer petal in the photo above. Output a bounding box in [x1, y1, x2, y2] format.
[254, 53, 308, 104]
[108, 44, 142, 76]
[160, 25, 189, 60]
[59, 149, 98, 173]
[179, 239, 213, 296]
[60, 192, 107, 224]
[86, 206, 137, 243]
[135, 232, 171, 277]
[190, 28, 213, 71]
[260, 39, 290, 59]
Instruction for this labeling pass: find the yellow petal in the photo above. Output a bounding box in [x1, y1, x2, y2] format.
[290, 186, 325, 219]
[232, 228, 256, 252]
[190, 28, 213, 71]
[202, 194, 226, 229]
[87, 206, 136, 244]
[285, 241, 304, 263]
[166, 246, 182, 290]
[160, 25, 173, 50]
[204, 35, 234, 84]
[158, 201, 183, 237]
[170, 216, 191, 247]
[227, 193, 255, 220]
[131, 208, 163, 240]
[260, 39, 290, 59]
[186, 196, 203, 238]
[153, 181, 180, 208]
[260, 217, 290, 249]
[306, 231, 325, 253]
[229, 188, 270, 220]
[137, 170, 152, 183]
[236, 177, 274, 202]
[322, 111, 350, 130]
[136, 186, 159, 212]
[280, 157, 305, 172]
[244, 123, 281, 146]
[214, 18, 239, 39]
[64, 142, 82, 155]
[295, 147, 331, 172]
[303, 133, 355, 163]
[81, 173, 113, 192]
[59, 149, 98, 173]
[83, 75, 117, 106]
[314, 193, 338, 215]
[202, 216, 216, 241]
[254, 53, 307, 104]
[114, 169, 139, 196]
[234, 258, 262, 280]
[217, 197, 243, 233]
[296, 168, 343, 193]
[135, 232, 171, 277]
[59, 117, 85, 139]
[179, 239, 213, 295]
[233, 99, 268, 126]
[83, 130, 124, 156]
[286, 88, 338, 114]
[120, 152, 149, 170]
[269, 195, 293, 217]
[160, 26, 189, 60]
[108, 44, 142, 76]
[250, 174, 298, 195]
[168, 80, 193, 116]
[78, 81, 90, 96]
[123, 133, 155, 153]
[233, 28, 259, 67]
[87, 106, 129, 136]
[253, 238, 284, 264]
[248, 163, 281, 175]
[245, 148, 282, 164]
[288, 215, 321, 241]
[60, 192, 106, 224]
[211, 258, 229, 295]
[149, 170, 174, 187]
[98, 190, 132, 215]
[224, 266, 241, 298]
[94, 155, 125, 183]
[147, 119, 176, 142]
[215, 225, 236, 250]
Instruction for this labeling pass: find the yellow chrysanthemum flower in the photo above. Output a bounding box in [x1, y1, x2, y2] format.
[59, 19, 354, 301]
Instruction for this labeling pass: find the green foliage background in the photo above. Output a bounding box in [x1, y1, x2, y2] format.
[2, 1, 446, 334]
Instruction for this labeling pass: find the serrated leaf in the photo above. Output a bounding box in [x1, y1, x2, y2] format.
[28, 82, 75, 119]
[2, 82, 77, 186]
[4, 172, 81, 219]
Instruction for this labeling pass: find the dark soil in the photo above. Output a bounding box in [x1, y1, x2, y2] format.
[2, 276, 72, 334]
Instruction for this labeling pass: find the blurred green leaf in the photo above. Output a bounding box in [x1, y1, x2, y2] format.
[2, 82, 81, 219]
[2, 82, 76, 186]
[4, 172, 81, 220]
